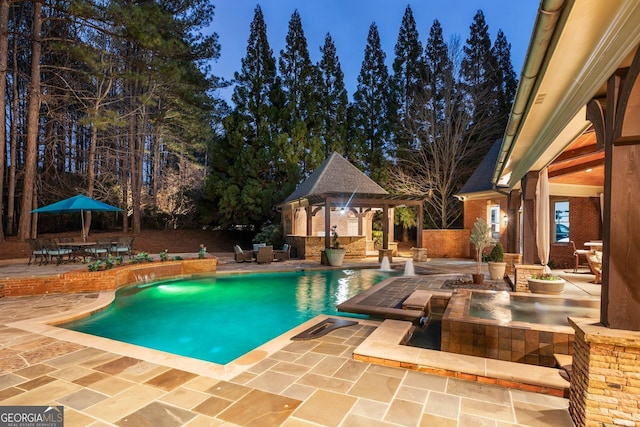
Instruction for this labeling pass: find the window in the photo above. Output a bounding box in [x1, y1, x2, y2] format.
[489, 205, 500, 240]
[554, 201, 570, 242]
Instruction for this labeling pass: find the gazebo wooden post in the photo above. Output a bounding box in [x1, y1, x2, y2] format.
[382, 204, 389, 250]
[324, 198, 331, 249]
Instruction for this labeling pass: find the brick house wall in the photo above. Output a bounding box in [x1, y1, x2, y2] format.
[459, 196, 601, 267]
[548, 196, 602, 269]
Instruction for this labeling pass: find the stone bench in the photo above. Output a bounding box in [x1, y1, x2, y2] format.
[402, 290, 433, 311]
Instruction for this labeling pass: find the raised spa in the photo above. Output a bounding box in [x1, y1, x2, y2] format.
[428, 290, 599, 367]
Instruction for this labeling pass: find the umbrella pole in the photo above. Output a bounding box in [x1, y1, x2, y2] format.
[81, 209, 86, 242]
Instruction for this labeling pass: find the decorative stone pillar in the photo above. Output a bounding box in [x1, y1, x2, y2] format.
[513, 264, 545, 293]
[568, 319, 640, 427]
[503, 253, 522, 277]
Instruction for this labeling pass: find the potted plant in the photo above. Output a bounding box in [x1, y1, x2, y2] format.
[324, 225, 346, 266]
[527, 273, 566, 294]
[469, 218, 492, 284]
[487, 242, 507, 280]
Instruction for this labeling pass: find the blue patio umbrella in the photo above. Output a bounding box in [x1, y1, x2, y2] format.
[31, 194, 122, 241]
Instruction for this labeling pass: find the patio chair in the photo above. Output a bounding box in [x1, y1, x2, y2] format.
[85, 237, 112, 260]
[26, 238, 49, 265]
[571, 241, 590, 273]
[273, 244, 291, 262]
[233, 245, 253, 263]
[111, 236, 134, 259]
[45, 239, 73, 265]
[256, 246, 273, 264]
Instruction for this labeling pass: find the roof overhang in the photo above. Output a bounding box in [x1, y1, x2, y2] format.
[494, 0, 640, 189]
[279, 192, 424, 209]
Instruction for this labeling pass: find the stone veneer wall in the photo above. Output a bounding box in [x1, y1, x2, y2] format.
[287, 235, 366, 260]
[503, 253, 522, 277]
[568, 319, 640, 427]
[514, 264, 545, 292]
[0, 258, 217, 297]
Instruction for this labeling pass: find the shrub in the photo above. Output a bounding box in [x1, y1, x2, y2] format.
[487, 242, 504, 262]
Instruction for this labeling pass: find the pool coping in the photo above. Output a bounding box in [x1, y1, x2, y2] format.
[353, 319, 570, 397]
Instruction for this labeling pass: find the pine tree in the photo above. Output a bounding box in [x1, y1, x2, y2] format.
[390, 5, 423, 157]
[461, 9, 499, 144]
[279, 9, 321, 174]
[424, 20, 452, 125]
[206, 6, 293, 228]
[352, 23, 392, 185]
[232, 5, 279, 140]
[492, 29, 518, 132]
[317, 33, 348, 157]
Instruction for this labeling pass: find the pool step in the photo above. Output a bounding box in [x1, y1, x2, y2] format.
[554, 353, 573, 382]
[291, 318, 358, 340]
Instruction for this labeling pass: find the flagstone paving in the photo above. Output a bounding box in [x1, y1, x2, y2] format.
[0, 256, 588, 426]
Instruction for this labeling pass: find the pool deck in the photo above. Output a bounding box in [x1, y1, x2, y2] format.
[0, 254, 600, 426]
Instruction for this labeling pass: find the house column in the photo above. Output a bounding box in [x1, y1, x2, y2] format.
[521, 172, 538, 264]
[506, 190, 521, 253]
[599, 57, 640, 330]
[568, 49, 640, 427]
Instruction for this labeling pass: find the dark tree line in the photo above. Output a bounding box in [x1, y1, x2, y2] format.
[0, 0, 223, 241]
[0, 3, 516, 240]
[205, 5, 517, 230]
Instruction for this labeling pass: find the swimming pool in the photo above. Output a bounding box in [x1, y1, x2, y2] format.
[61, 268, 393, 364]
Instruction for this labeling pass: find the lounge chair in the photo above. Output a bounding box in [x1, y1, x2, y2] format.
[234, 245, 253, 263]
[256, 246, 273, 264]
[273, 244, 291, 261]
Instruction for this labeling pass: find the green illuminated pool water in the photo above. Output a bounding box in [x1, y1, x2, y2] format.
[61, 269, 393, 364]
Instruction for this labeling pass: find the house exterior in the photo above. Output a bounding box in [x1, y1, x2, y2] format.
[487, 1, 640, 425]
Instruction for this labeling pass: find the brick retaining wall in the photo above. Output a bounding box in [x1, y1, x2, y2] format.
[0, 258, 218, 297]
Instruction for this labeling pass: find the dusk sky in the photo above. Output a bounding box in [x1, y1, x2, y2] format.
[209, 1, 541, 104]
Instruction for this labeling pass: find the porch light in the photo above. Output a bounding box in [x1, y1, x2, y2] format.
[503, 214, 509, 225]
[340, 207, 345, 214]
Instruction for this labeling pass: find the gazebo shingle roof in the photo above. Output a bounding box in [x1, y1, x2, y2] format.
[283, 152, 388, 203]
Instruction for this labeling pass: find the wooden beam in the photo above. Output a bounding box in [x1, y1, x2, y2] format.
[547, 158, 604, 178]
[552, 143, 601, 164]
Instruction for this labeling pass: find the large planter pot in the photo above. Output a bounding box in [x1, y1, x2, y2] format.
[487, 262, 507, 280]
[323, 248, 346, 267]
[527, 278, 566, 295]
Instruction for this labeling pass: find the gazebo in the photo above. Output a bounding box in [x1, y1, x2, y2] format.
[278, 152, 424, 261]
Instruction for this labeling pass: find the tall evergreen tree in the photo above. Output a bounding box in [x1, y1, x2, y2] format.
[352, 23, 391, 185]
[492, 29, 518, 131]
[317, 33, 348, 157]
[390, 5, 423, 157]
[206, 5, 291, 228]
[279, 9, 322, 174]
[424, 20, 452, 126]
[462, 10, 502, 145]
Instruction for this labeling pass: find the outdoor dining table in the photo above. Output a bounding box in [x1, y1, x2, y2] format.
[57, 241, 96, 262]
